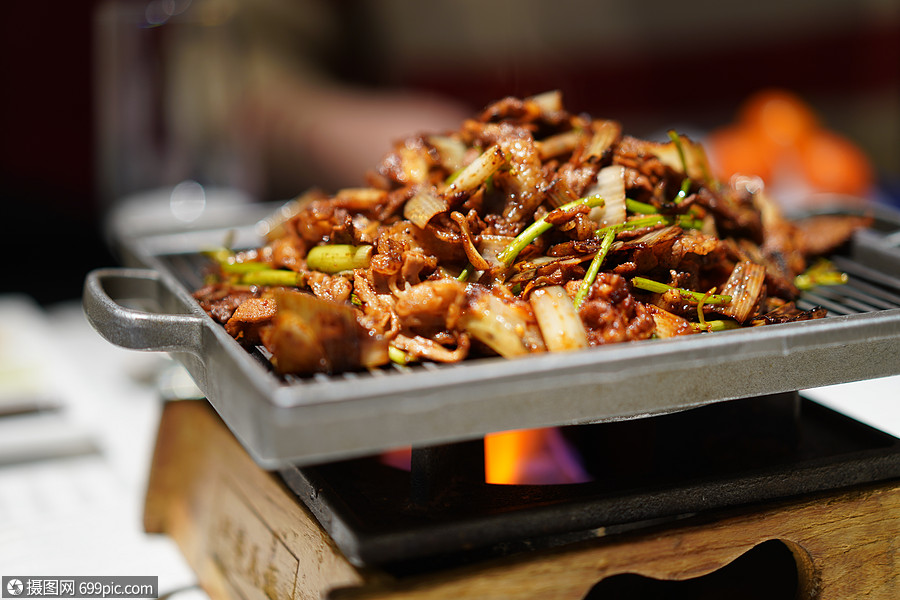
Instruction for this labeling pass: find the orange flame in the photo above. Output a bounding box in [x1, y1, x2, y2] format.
[484, 427, 591, 485]
[379, 427, 591, 485]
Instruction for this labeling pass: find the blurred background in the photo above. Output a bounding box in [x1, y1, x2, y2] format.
[2, 0, 899, 305]
[1, 0, 899, 587]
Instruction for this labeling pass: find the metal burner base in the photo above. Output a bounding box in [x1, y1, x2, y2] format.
[280, 393, 900, 572]
[145, 399, 900, 600]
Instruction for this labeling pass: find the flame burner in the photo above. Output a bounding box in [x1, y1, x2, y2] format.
[280, 392, 900, 575]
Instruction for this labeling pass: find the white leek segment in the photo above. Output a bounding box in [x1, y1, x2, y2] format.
[587, 165, 627, 227]
[648, 133, 715, 185]
[528, 90, 564, 115]
[427, 135, 466, 172]
[478, 235, 517, 270]
[645, 305, 695, 338]
[443, 144, 505, 196]
[403, 186, 448, 228]
[537, 129, 584, 160]
[582, 120, 621, 162]
[461, 289, 546, 357]
[716, 261, 766, 323]
[529, 285, 589, 352]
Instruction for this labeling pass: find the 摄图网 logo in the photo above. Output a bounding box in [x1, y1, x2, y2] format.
[6, 579, 24, 597]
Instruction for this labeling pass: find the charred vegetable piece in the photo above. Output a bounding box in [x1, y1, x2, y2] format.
[262, 290, 388, 374]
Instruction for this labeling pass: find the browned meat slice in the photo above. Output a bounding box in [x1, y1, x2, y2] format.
[224, 297, 277, 345]
[306, 271, 354, 304]
[750, 303, 828, 326]
[794, 214, 873, 257]
[477, 91, 569, 126]
[392, 332, 470, 363]
[695, 187, 764, 243]
[611, 226, 683, 275]
[567, 273, 655, 345]
[193, 284, 257, 324]
[394, 279, 467, 335]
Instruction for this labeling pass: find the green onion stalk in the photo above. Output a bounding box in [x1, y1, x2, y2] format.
[625, 199, 658, 214]
[606, 213, 703, 234]
[306, 244, 373, 274]
[497, 195, 606, 266]
[667, 130, 692, 203]
[695, 288, 720, 327]
[388, 345, 412, 365]
[625, 199, 704, 229]
[631, 276, 732, 305]
[235, 269, 305, 287]
[220, 261, 275, 274]
[794, 259, 849, 290]
[689, 320, 740, 333]
[202, 247, 235, 264]
[573, 227, 616, 309]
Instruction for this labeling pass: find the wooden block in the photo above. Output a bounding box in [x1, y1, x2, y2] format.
[144, 400, 370, 600]
[145, 400, 899, 600]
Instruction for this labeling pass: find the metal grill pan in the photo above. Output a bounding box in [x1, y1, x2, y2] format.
[83, 203, 900, 468]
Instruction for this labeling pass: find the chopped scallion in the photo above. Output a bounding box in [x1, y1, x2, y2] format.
[667, 130, 692, 203]
[625, 199, 658, 214]
[306, 244, 373, 274]
[689, 319, 741, 332]
[632, 276, 732, 305]
[239, 269, 304, 287]
[794, 259, 849, 290]
[574, 227, 616, 309]
[497, 195, 605, 266]
[220, 261, 274, 274]
[388, 345, 412, 365]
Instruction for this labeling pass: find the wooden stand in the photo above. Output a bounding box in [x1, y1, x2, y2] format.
[145, 400, 899, 600]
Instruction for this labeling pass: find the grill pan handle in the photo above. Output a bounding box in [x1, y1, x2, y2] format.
[83, 268, 204, 355]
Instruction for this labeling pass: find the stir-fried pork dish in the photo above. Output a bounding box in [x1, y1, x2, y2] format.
[194, 92, 871, 375]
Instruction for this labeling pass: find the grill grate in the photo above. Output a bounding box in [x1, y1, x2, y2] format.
[84, 207, 900, 467]
[797, 257, 900, 315]
[160, 247, 900, 388]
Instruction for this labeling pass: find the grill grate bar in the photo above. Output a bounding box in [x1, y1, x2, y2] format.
[795, 299, 821, 313]
[793, 258, 900, 316]
[806, 289, 886, 314]
[797, 291, 859, 316]
[843, 278, 900, 307]
[832, 256, 900, 291]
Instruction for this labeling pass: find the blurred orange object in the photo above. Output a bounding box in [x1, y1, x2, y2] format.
[706, 88, 873, 199]
[738, 89, 819, 150]
[797, 129, 874, 197]
[705, 125, 773, 183]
